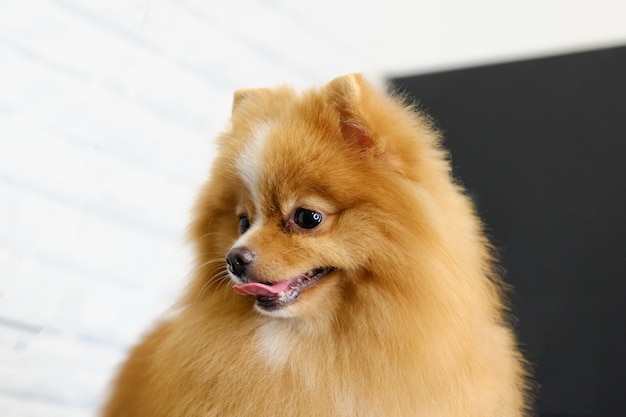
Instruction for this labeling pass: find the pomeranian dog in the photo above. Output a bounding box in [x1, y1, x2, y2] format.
[102, 74, 530, 416]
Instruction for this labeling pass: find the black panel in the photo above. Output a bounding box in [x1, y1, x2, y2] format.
[392, 46, 626, 417]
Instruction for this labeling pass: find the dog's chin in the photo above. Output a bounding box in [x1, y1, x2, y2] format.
[232, 267, 336, 316]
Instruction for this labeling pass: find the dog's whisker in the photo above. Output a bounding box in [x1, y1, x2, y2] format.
[194, 267, 231, 304]
[197, 232, 236, 243]
[197, 257, 228, 269]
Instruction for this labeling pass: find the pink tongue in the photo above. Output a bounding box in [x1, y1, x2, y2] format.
[233, 279, 294, 297]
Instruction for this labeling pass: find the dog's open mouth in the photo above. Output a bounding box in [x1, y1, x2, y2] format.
[233, 267, 335, 310]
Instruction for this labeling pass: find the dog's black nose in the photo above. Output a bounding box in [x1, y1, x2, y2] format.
[226, 247, 255, 277]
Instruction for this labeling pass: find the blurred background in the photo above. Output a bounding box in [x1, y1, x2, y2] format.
[0, 1, 624, 416]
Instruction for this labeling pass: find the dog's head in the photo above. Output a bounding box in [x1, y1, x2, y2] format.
[190, 74, 450, 318]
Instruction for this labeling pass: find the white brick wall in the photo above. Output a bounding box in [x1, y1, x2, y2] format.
[0, 1, 373, 415]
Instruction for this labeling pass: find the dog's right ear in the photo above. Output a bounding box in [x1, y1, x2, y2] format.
[232, 88, 273, 113]
[232, 88, 256, 113]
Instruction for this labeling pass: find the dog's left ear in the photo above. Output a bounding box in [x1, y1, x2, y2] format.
[327, 74, 426, 177]
[327, 73, 378, 150]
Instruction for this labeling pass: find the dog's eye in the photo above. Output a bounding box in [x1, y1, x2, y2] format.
[293, 208, 323, 229]
[239, 214, 251, 234]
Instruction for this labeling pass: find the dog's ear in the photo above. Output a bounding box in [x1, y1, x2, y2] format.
[327, 73, 377, 150]
[327, 74, 427, 178]
[232, 88, 256, 113]
[232, 88, 273, 113]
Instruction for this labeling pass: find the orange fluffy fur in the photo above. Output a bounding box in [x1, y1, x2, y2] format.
[101, 74, 530, 416]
